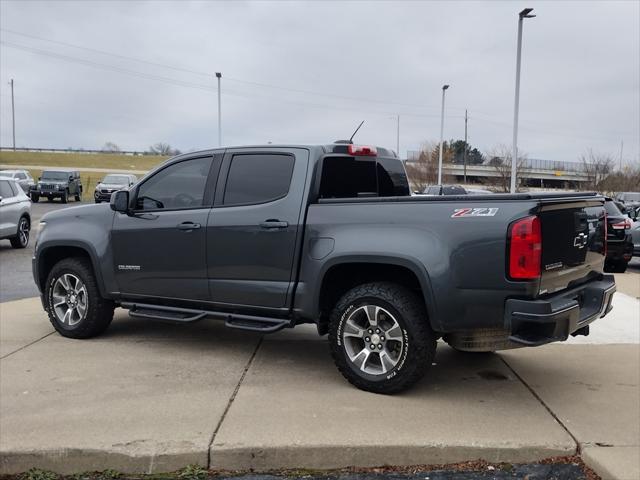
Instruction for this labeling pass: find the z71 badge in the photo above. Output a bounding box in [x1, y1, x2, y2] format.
[451, 208, 499, 218]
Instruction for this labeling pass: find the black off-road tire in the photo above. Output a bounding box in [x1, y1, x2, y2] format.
[9, 216, 30, 248]
[61, 190, 68, 203]
[75, 188, 82, 202]
[328, 282, 436, 394]
[31, 194, 39, 202]
[44, 257, 115, 339]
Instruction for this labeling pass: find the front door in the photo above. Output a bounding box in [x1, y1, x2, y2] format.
[112, 156, 215, 301]
[206, 148, 310, 309]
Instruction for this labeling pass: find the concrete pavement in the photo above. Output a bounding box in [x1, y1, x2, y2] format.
[0, 294, 638, 477]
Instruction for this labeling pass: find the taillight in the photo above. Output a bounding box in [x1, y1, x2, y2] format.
[508, 215, 542, 280]
[348, 145, 377, 156]
[611, 219, 631, 230]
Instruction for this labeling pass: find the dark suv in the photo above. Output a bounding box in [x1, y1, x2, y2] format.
[31, 170, 83, 203]
[587, 198, 633, 273]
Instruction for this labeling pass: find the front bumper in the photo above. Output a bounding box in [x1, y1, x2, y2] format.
[504, 275, 616, 346]
[94, 191, 114, 202]
[32, 189, 65, 198]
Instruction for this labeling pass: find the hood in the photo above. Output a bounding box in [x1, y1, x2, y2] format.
[39, 180, 68, 185]
[41, 202, 111, 223]
[97, 183, 127, 189]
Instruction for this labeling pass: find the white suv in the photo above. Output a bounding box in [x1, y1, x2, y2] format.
[0, 178, 31, 248]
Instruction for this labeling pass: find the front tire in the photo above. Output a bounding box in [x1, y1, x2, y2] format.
[329, 282, 436, 394]
[31, 194, 39, 203]
[44, 257, 115, 339]
[9, 216, 30, 248]
[61, 190, 68, 203]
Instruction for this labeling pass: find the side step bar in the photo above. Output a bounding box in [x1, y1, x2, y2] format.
[120, 302, 290, 333]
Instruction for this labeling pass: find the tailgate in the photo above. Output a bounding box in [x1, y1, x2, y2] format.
[538, 197, 606, 295]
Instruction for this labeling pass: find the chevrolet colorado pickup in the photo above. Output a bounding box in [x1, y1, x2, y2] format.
[33, 143, 616, 393]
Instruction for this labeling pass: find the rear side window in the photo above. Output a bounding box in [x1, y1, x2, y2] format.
[443, 185, 466, 195]
[0, 180, 15, 198]
[223, 154, 295, 205]
[604, 201, 622, 216]
[319, 157, 409, 198]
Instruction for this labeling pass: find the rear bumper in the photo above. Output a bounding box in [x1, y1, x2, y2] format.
[504, 275, 616, 346]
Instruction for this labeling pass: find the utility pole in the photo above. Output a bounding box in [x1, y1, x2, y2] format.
[437, 84, 450, 185]
[215, 72, 222, 147]
[619, 139, 624, 171]
[511, 8, 536, 193]
[463, 109, 468, 184]
[10, 79, 16, 151]
[396, 114, 400, 156]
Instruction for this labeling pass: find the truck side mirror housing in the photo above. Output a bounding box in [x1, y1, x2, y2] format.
[110, 190, 129, 213]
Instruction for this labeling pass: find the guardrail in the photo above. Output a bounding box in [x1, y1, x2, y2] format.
[405, 151, 593, 173]
[0, 147, 152, 156]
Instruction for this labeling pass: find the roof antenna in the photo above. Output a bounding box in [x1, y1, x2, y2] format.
[349, 120, 365, 144]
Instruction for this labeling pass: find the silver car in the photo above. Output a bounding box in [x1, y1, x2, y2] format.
[0, 169, 36, 197]
[0, 178, 32, 248]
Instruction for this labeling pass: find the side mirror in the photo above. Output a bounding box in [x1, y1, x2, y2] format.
[69, 175, 74, 181]
[110, 190, 129, 213]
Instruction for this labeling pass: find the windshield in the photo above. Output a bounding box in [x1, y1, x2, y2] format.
[41, 171, 70, 181]
[102, 175, 129, 185]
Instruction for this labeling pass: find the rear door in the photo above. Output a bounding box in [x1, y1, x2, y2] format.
[206, 148, 310, 309]
[538, 198, 607, 295]
[0, 180, 19, 237]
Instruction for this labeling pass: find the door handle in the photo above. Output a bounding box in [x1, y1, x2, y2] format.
[177, 222, 201, 231]
[260, 220, 288, 229]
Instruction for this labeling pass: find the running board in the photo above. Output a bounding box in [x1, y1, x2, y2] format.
[120, 302, 290, 333]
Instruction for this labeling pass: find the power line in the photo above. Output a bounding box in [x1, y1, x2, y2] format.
[1, 40, 467, 119]
[0, 27, 457, 112]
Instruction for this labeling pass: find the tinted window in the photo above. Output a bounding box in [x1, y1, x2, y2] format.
[377, 158, 410, 196]
[604, 201, 622, 216]
[0, 180, 14, 198]
[223, 154, 295, 205]
[319, 157, 376, 199]
[136, 157, 212, 210]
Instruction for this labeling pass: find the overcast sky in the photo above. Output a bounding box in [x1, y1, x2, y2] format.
[1, 0, 638, 163]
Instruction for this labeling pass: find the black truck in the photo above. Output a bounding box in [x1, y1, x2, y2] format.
[33, 143, 616, 393]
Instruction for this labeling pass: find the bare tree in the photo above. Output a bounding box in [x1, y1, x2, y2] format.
[598, 163, 640, 194]
[580, 149, 614, 191]
[404, 142, 455, 192]
[484, 145, 528, 193]
[102, 141, 121, 153]
[148, 142, 180, 156]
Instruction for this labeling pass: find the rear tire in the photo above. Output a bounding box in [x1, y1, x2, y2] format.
[329, 282, 436, 394]
[75, 189, 82, 202]
[9, 216, 30, 248]
[44, 257, 115, 339]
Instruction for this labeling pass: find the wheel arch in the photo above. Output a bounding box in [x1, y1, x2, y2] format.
[36, 242, 107, 297]
[315, 256, 437, 334]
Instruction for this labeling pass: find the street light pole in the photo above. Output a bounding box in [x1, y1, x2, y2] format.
[10, 79, 16, 151]
[215, 72, 222, 147]
[463, 109, 468, 184]
[396, 114, 400, 156]
[437, 84, 449, 185]
[511, 7, 535, 193]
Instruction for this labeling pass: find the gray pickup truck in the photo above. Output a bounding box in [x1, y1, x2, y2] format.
[33, 143, 615, 393]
